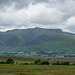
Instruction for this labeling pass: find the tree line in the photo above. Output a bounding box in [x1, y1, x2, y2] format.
[0, 58, 75, 65]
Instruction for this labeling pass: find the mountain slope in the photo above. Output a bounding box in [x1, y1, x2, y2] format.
[0, 27, 75, 57]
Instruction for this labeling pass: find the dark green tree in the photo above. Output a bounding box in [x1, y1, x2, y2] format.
[6, 59, 14, 64]
[63, 62, 70, 65]
[64, 55, 67, 57]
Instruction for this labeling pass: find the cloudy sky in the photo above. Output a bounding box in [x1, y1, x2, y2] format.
[0, 0, 75, 33]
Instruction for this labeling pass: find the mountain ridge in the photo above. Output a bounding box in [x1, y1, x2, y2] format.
[0, 27, 75, 57]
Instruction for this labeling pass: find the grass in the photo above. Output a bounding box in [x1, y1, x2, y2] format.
[0, 64, 75, 75]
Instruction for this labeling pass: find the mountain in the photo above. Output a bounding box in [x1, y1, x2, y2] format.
[0, 27, 75, 57]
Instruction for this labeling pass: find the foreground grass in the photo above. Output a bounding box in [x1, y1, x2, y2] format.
[0, 64, 75, 75]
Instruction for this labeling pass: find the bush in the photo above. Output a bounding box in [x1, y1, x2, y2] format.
[52, 61, 61, 65]
[41, 61, 49, 65]
[62, 62, 70, 65]
[34, 59, 50, 65]
[30, 63, 34, 65]
[16, 62, 18, 64]
[24, 63, 29, 65]
[61, 62, 64, 65]
[6, 59, 14, 64]
[34, 59, 41, 65]
[72, 63, 75, 65]
[52, 61, 70, 65]
[0, 61, 6, 64]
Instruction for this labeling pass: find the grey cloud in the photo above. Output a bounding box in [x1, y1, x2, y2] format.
[0, 0, 31, 9]
[0, 0, 49, 9]
[0, 0, 68, 10]
[65, 26, 75, 33]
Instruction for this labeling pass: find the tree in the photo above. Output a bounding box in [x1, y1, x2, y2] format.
[6, 59, 14, 64]
[34, 59, 41, 65]
[62, 62, 70, 65]
[64, 55, 67, 57]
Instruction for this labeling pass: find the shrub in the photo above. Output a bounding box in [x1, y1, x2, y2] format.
[62, 62, 70, 65]
[24, 63, 29, 65]
[41, 61, 49, 65]
[6, 59, 14, 64]
[30, 63, 34, 65]
[34, 59, 50, 65]
[52, 61, 61, 65]
[72, 63, 75, 65]
[52, 61, 70, 65]
[16, 62, 18, 64]
[61, 62, 64, 65]
[0, 61, 6, 64]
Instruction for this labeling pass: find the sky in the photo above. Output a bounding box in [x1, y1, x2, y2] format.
[0, 0, 75, 33]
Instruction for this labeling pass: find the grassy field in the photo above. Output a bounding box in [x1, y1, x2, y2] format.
[0, 55, 75, 75]
[0, 64, 75, 75]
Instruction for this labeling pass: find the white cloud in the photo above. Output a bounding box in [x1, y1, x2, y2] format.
[28, 3, 64, 24]
[61, 16, 75, 33]
[66, 16, 75, 26]
[0, 3, 64, 31]
[0, 3, 29, 26]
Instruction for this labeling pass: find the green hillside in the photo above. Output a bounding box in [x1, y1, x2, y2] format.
[0, 27, 75, 57]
